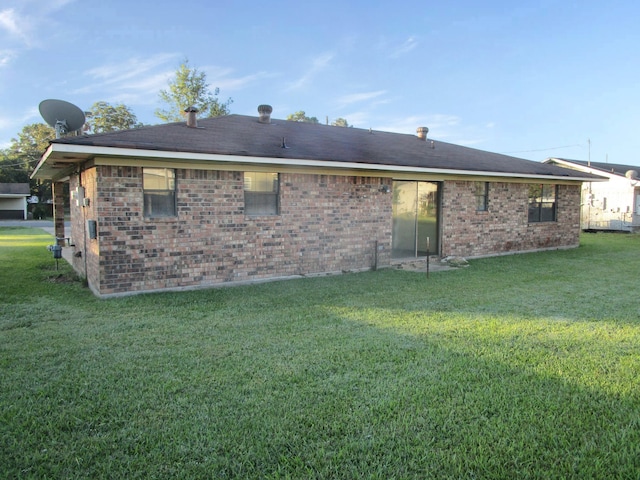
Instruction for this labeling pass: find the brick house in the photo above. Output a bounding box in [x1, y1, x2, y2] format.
[32, 105, 600, 297]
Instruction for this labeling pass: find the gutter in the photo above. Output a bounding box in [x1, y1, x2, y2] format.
[34, 143, 605, 183]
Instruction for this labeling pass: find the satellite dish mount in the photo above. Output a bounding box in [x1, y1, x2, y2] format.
[39, 99, 86, 139]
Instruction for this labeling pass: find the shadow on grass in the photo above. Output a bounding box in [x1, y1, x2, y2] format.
[2, 228, 640, 477]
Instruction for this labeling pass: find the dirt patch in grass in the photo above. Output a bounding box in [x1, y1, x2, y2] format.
[38, 263, 81, 284]
[46, 272, 78, 283]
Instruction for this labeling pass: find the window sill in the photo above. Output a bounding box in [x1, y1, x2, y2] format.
[144, 216, 178, 222]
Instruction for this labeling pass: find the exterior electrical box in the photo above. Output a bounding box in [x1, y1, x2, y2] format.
[88, 220, 97, 239]
[72, 186, 85, 207]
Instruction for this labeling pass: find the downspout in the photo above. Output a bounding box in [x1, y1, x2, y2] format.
[414, 184, 419, 258]
[77, 167, 88, 280]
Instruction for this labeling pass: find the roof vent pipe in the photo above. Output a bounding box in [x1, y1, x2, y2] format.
[416, 127, 429, 141]
[185, 106, 198, 128]
[258, 104, 273, 124]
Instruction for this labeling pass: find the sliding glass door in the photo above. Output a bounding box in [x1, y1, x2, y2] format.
[392, 181, 439, 258]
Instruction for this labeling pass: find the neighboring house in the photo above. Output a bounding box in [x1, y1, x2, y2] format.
[0, 183, 30, 220]
[32, 105, 601, 297]
[545, 158, 640, 232]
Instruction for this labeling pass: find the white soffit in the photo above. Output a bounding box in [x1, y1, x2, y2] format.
[45, 143, 600, 183]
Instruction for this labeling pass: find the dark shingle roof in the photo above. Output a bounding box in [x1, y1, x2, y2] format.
[41, 114, 597, 180]
[550, 158, 639, 177]
[0, 183, 30, 195]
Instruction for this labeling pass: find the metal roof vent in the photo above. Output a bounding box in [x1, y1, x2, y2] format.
[417, 126, 429, 140]
[185, 106, 198, 128]
[258, 104, 273, 124]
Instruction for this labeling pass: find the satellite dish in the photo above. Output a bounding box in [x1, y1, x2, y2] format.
[39, 99, 86, 138]
[625, 170, 639, 186]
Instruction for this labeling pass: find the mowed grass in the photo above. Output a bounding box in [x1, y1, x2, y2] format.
[1, 227, 640, 479]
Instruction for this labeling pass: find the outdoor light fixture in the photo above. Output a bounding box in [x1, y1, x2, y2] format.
[380, 185, 391, 193]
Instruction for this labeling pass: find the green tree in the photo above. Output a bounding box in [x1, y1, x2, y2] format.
[286, 111, 320, 124]
[0, 152, 30, 184]
[331, 117, 350, 127]
[87, 101, 141, 133]
[8, 123, 55, 173]
[155, 59, 232, 122]
[4, 123, 56, 207]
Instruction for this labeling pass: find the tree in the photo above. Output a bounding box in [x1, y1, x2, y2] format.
[286, 111, 320, 124]
[0, 152, 30, 184]
[7, 123, 55, 173]
[86, 101, 141, 133]
[4, 123, 56, 208]
[155, 59, 232, 122]
[331, 118, 350, 127]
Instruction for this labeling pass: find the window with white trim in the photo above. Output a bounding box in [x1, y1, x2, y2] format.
[143, 168, 176, 217]
[244, 172, 279, 215]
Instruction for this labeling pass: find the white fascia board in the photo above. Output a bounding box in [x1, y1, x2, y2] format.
[546, 158, 614, 180]
[30, 144, 54, 179]
[48, 143, 596, 182]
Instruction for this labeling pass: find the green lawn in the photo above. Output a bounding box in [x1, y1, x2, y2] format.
[1, 227, 639, 479]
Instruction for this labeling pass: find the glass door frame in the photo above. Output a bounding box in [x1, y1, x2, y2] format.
[391, 180, 441, 258]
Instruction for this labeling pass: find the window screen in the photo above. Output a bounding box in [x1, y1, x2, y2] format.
[474, 182, 489, 211]
[244, 172, 279, 215]
[528, 184, 557, 222]
[143, 168, 176, 217]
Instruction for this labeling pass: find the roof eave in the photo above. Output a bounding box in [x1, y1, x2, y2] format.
[30, 144, 54, 180]
[36, 144, 597, 183]
[545, 158, 616, 181]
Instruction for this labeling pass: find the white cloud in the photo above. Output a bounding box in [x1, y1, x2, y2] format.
[453, 138, 486, 147]
[0, 8, 27, 41]
[337, 111, 369, 128]
[0, 106, 39, 147]
[335, 90, 387, 107]
[0, 1, 77, 63]
[0, 9, 17, 32]
[204, 67, 278, 92]
[287, 52, 334, 90]
[105, 72, 177, 105]
[390, 36, 419, 58]
[0, 49, 15, 67]
[0, 106, 40, 129]
[75, 53, 180, 104]
[75, 55, 278, 110]
[83, 53, 179, 87]
[371, 112, 490, 146]
[0, 114, 12, 130]
[376, 114, 461, 135]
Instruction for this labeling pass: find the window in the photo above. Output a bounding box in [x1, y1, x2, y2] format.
[244, 172, 279, 215]
[143, 168, 176, 217]
[528, 184, 557, 222]
[474, 182, 489, 211]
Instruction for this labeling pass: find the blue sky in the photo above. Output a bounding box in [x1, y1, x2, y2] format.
[2, 0, 640, 165]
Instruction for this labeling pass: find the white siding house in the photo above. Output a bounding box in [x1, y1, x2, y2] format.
[545, 158, 639, 232]
[0, 183, 30, 220]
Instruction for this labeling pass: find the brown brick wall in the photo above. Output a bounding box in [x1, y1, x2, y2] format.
[441, 181, 580, 257]
[66, 167, 581, 296]
[69, 169, 101, 293]
[83, 166, 392, 295]
[52, 182, 66, 244]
